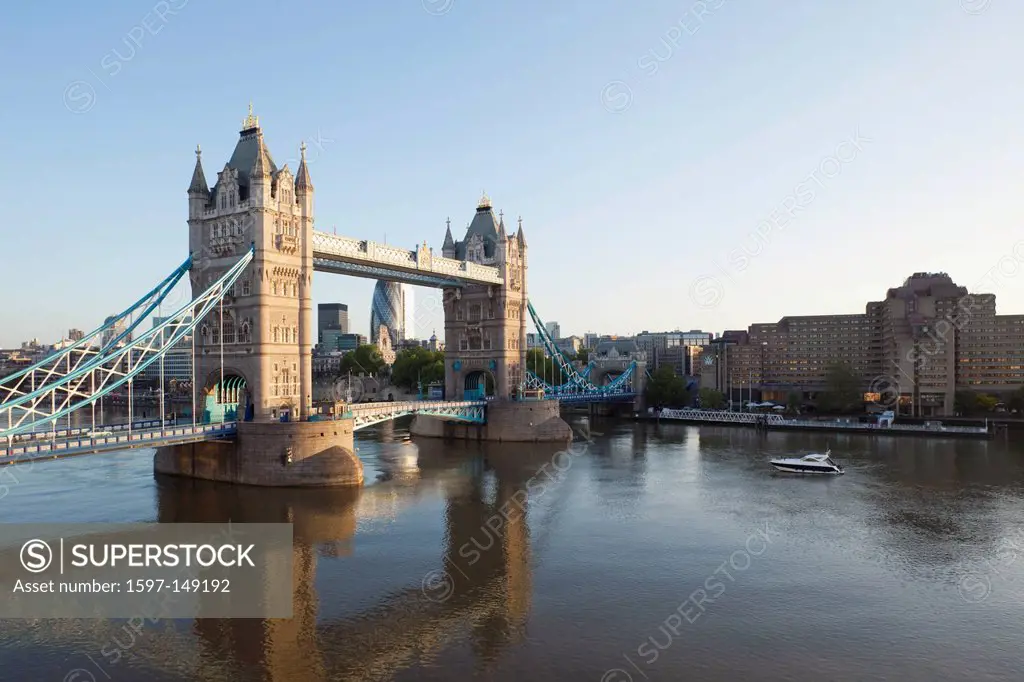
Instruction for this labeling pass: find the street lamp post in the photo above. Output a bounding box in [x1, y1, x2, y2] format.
[747, 369, 752, 410]
[761, 341, 768, 403]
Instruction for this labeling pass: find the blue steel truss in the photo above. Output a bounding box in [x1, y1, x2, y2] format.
[524, 300, 637, 402]
[348, 400, 486, 431]
[0, 256, 192, 403]
[0, 248, 255, 439]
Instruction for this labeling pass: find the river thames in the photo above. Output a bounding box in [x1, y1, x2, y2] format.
[1, 417, 1023, 681]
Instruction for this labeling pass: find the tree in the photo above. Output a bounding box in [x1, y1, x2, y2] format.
[646, 365, 688, 408]
[698, 387, 726, 409]
[1007, 386, 1024, 414]
[525, 348, 567, 385]
[976, 393, 999, 413]
[390, 347, 445, 391]
[786, 391, 802, 414]
[818, 362, 863, 413]
[955, 391, 976, 416]
[339, 344, 385, 377]
[576, 348, 590, 365]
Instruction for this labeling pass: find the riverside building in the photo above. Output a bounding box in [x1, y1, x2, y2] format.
[699, 272, 1024, 416]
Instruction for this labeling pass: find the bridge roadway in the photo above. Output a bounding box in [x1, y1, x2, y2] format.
[1, 401, 487, 463]
[0, 442, 541, 681]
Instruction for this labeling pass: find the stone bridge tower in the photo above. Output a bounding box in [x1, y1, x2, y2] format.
[186, 105, 314, 422]
[441, 194, 528, 400]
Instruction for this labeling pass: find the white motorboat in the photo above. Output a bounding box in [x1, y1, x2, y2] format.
[770, 449, 844, 475]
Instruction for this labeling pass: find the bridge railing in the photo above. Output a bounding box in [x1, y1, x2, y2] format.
[3, 422, 236, 461]
[658, 409, 785, 424]
[10, 418, 168, 443]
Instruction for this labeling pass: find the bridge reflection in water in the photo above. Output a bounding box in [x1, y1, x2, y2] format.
[127, 437, 562, 682]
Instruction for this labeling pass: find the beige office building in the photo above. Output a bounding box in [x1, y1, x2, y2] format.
[698, 272, 1024, 416]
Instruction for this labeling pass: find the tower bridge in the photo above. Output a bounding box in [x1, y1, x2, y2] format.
[0, 106, 642, 481]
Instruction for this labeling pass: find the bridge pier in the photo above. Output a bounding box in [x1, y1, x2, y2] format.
[154, 420, 362, 486]
[409, 399, 570, 442]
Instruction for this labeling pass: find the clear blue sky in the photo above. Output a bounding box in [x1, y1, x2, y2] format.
[1, 0, 1022, 347]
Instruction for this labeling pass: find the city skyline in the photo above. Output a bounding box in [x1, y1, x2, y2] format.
[2, 2, 1023, 347]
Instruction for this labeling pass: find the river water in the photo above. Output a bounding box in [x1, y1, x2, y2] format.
[1, 418, 1023, 681]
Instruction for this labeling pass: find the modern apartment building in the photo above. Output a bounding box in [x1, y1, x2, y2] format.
[637, 329, 713, 376]
[700, 272, 1024, 416]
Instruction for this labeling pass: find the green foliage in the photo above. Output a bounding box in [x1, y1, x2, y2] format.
[390, 347, 446, 391]
[950, 387, 999, 413]
[646, 365, 690, 408]
[818, 362, 863, 413]
[957, 391, 999, 415]
[526, 348, 567, 385]
[954, 391, 975, 415]
[576, 348, 590, 364]
[698, 387, 726, 409]
[786, 391, 802, 414]
[1008, 386, 1024, 413]
[338, 344, 385, 377]
[977, 394, 999, 412]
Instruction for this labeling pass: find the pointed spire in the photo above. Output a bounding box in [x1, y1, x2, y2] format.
[250, 131, 271, 178]
[188, 144, 209, 195]
[295, 141, 313, 192]
[243, 101, 259, 130]
[477, 190, 492, 210]
[516, 216, 526, 246]
[443, 217, 455, 249]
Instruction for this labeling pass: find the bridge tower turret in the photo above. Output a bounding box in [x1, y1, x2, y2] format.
[188, 145, 210, 220]
[442, 194, 528, 400]
[187, 105, 315, 423]
[295, 142, 314, 423]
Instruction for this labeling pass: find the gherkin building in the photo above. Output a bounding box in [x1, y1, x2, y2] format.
[371, 280, 405, 344]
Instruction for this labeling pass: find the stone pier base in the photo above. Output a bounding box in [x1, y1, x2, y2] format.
[409, 399, 571, 442]
[154, 420, 363, 487]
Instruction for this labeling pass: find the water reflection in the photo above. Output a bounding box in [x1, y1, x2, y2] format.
[147, 438, 563, 682]
[5, 423, 1024, 680]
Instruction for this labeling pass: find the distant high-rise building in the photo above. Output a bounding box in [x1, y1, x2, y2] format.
[318, 303, 349, 340]
[545, 321, 560, 339]
[68, 328, 84, 342]
[371, 281, 404, 344]
[402, 285, 415, 341]
[583, 332, 600, 349]
[319, 330, 365, 353]
[100, 316, 130, 348]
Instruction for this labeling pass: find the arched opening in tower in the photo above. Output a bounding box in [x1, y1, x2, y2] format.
[202, 374, 249, 423]
[464, 371, 496, 400]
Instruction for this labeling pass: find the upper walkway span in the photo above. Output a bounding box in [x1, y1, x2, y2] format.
[312, 231, 502, 288]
